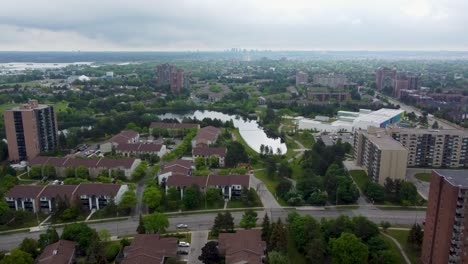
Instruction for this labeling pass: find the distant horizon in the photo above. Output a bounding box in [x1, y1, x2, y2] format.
[1, 50, 468, 53]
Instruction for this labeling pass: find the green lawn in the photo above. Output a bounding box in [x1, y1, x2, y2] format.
[254, 170, 287, 206]
[53, 101, 69, 112]
[291, 132, 316, 148]
[415, 173, 431, 182]
[379, 233, 407, 264]
[386, 229, 421, 264]
[349, 170, 370, 192]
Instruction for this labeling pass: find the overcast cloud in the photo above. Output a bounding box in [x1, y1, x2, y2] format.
[0, 0, 467, 51]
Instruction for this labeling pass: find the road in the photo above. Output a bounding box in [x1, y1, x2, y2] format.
[0, 208, 425, 251]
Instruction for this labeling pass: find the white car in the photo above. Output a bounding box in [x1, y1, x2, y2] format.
[179, 242, 190, 247]
[177, 224, 188, 229]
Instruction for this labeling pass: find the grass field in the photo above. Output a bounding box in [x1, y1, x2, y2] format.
[415, 173, 431, 182]
[386, 229, 420, 264]
[380, 233, 408, 263]
[349, 170, 369, 192]
[291, 132, 316, 148]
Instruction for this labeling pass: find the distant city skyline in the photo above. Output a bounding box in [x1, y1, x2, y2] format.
[0, 0, 467, 51]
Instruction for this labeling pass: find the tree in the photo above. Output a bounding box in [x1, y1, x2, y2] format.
[137, 214, 145, 234]
[183, 185, 202, 209]
[38, 227, 60, 250]
[0, 249, 33, 264]
[275, 180, 292, 200]
[42, 164, 56, 179]
[432, 121, 439, 129]
[19, 238, 39, 258]
[365, 182, 385, 203]
[261, 213, 270, 241]
[205, 188, 223, 206]
[268, 251, 288, 264]
[277, 161, 292, 178]
[209, 156, 219, 168]
[131, 161, 148, 181]
[380, 221, 391, 233]
[118, 190, 137, 214]
[407, 223, 424, 250]
[399, 181, 418, 205]
[165, 186, 180, 210]
[195, 156, 206, 170]
[330, 232, 369, 264]
[306, 238, 326, 263]
[287, 212, 322, 252]
[352, 216, 379, 242]
[143, 212, 169, 234]
[269, 219, 287, 253]
[61, 223, 99, 253]
[75, 165, 89, 179]
[198, 241, 220, 264]
[225, 141, 249, 167]
[142, 186, 162, 211]
[265, 158, 277, 178]
[211, 212, 235, 236]
[29, 166, 42, 179]
[240, 210, 258, 229]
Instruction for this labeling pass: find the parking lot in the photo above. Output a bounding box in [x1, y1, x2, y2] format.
[318, 133, 354, 146]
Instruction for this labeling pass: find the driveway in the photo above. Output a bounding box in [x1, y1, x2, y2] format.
[188, 230, 208, 264]
[406, 168, 431, 200]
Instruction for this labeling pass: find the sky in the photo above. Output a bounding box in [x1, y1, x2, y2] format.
[0, 0, 467, 51]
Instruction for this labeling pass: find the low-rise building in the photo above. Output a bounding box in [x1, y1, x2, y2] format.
[36, 240, 77, 264]
[5, 183, 128, 212]
[307, 87, 351, 102]
[191, 126, 221, 148]
[354, 127, 408, 184]
[100, 130, 139, 154]
[28, 156, 141, 179]
[116, 143, 166, 158]
[218, 229, 267, 264]
[121, 234, 177, 264]
[166, 174, 250, 200]
[192, 147, 227, 167]
[157, 159, 194, 184]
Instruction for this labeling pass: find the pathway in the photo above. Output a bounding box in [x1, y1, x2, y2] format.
[381, 232, 411, 264]
[188, 230, 208, 264]
[250, 174, 281, 209]
[406, 168, 431, 200]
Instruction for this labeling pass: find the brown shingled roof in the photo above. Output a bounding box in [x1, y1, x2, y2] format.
[73, 183, 122, 197]
[39, 185, 77, 200]
[150, 122, 199, 129]
[208, 175, 250, 188]
[122, 234, 177, 264]
[218, 229, 266, 264]
[28, 157, 137, 169]
[109, 130, 139, 144]
[6, 185, 45, 198]
[193, 126, 220, 142]
[116, 143, 163, 152]
[36, 240, 77, 264]
[193, 147, 226, 157]
[166, 175, 208, 188]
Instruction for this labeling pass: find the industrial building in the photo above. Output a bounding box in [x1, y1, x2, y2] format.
[354, 127, 408, 184]
[297, 108, 404, 133]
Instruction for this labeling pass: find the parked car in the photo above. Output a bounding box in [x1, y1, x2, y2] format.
[177, 224, 188, 229]
[177, 250, 189, 255]
[178, 242, 190, 247]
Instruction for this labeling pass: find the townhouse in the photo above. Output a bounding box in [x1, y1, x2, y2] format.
[192, 146, 227, 167]
[157, 159, 194, 184]
[191, 126, 221, 148]
[218, 229, 267, 264]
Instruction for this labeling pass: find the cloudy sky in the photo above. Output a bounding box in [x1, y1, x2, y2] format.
[0, 0, 467, 51]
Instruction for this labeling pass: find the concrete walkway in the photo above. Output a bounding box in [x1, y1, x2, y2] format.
[188, 230, 208, 264]
[381, 232, 411, 264]
[250, 174, 281, 209]
[406, 168, 431, 200]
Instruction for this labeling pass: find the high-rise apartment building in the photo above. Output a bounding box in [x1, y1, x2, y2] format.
[388, 127, 468, 168]
[296, 71, 308, 86]
[156, 64, 188, 94]
[354, 127, 408, 184]
[4, 100, 58, 161]
[375, 67, 396, 91]
[421, 170, 468, 264]
[313, 73, 348, 88]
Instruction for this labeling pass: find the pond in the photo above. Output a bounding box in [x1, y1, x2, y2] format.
[158, 110, 287, 154]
